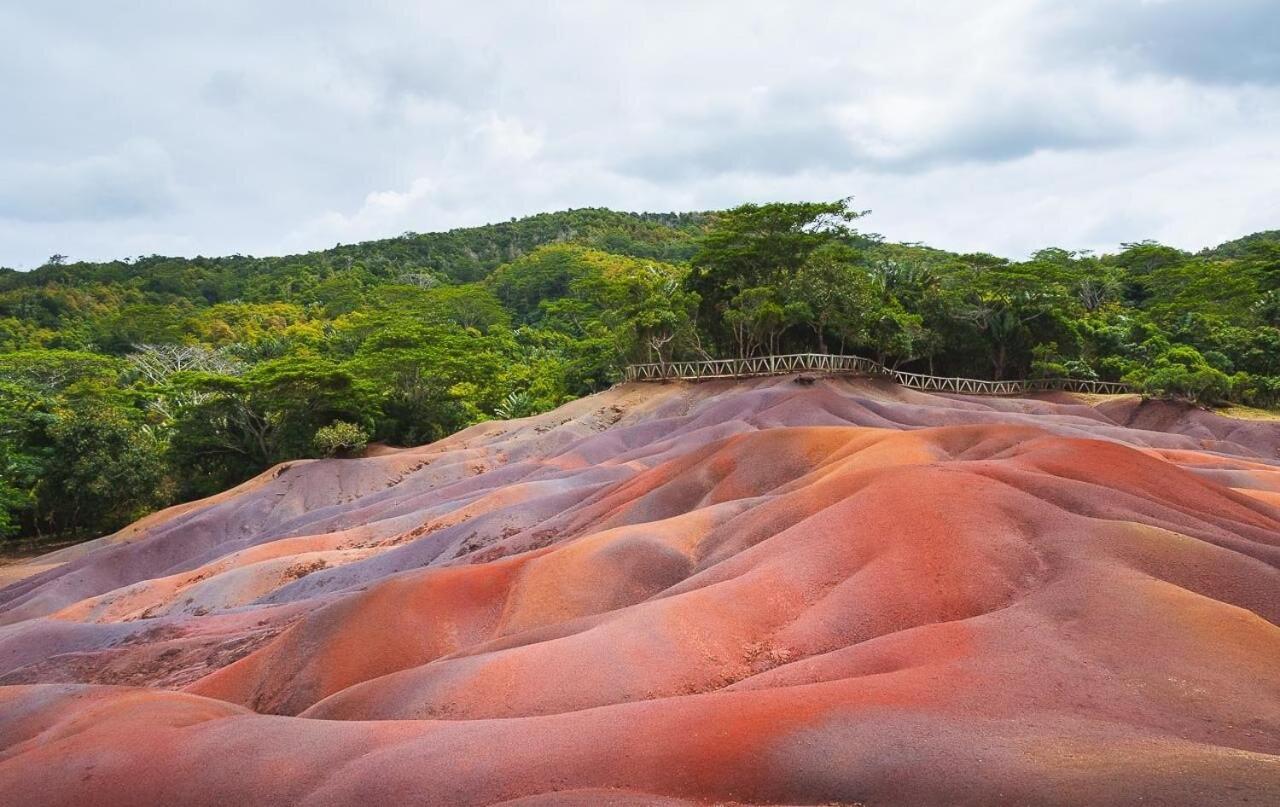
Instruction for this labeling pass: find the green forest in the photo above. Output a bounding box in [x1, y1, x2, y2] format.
[2, 201, 1278, 544]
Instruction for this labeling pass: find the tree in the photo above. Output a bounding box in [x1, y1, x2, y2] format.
[590, 259, 699, 370]
[0, 381, 47, 539]
[721, 287, 792, 359]
[688, 199, 867, 356]
[788, 242, 874, 354]
[36, 405, 168, 537]
[942, 253, 1079, 379]
[488, 245, 595, 323]
[866, 305, 929, 369]
[365, 284, 510, 333]
[167, 355, 377, 495]
[0, 349, 122, 392]
[240, 355, 377, 457]
[126, 344, 245, 384]
[1141, 258, 1261, 326]
[90, 303, 193, 353]
[0, 473, 22, 538]
[346, 322, 508, 444]
[421, 285, 510, 332]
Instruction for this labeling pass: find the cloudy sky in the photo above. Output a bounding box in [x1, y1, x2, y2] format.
[2, 0, 1278, 268]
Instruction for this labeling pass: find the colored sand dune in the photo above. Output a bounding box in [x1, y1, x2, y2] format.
[1, 377, 1277, 805]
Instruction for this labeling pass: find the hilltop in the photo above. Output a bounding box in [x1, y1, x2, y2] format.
[0, 208, 712, 288]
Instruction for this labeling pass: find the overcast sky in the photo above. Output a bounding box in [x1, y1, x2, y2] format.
[2, 0, 1278, 268]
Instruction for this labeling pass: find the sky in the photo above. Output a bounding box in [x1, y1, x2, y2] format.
[2, 0, 1278, 268]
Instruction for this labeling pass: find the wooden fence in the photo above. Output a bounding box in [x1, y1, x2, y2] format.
[623, 353, 1133, 396]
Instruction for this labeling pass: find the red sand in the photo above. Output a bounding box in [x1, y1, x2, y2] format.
[1, 376, 1278, 805]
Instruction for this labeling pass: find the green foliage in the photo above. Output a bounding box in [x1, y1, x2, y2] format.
[787, 242, 875, 353]
[1127, 346, 1233, 405]
[165, 354, 378, 496]
[1, 205, 1278, 546]
[1232, 373, 1280, 409]
[313, 421, 370, 458]
[37, 405, 169, 537]
[1198, 230, 1280, 260]
[1031, 343, 1098, 380]
[689, 199, 866, 358]
[489, 245, 593, 323]
[344, 322, 508, 444]
[0, 480, 21, 538]
[494, 391, 537, 420]
[54, 411, 163, 528]
[0, 349, 122, 392]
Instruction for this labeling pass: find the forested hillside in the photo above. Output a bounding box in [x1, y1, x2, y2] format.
[2, 201, 1278, 543]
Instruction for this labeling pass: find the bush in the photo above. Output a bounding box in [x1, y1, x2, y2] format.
[494, 390, 538, 420]
[1140, 365, 1231, 405]
[312, 421, 369, 458]
[1128, 346, 1232, 406]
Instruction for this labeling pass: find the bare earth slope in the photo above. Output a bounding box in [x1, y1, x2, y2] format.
[1, 377, 1277, 806]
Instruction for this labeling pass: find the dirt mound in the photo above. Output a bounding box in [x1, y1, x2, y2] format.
[1, 377, 1278, 806]
[1096, 396, 1280, 458]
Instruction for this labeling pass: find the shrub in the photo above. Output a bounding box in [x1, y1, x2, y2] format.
[312, 421, 369, 458]
[494, 390, 538, 420]
[1127, 346, 1232, 406]
[1140, 365, 1231, 405]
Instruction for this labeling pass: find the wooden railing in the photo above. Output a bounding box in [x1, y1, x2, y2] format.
[623, 353, 1133, 396]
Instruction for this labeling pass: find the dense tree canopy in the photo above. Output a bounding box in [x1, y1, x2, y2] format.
[1, 205, 1277, 544]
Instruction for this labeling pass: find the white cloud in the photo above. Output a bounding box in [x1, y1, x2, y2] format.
[1, 1, 1277, 267]
[475, 115, 543, 163]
